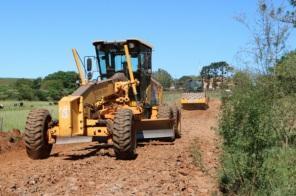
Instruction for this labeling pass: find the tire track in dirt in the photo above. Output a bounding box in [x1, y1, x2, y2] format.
[0, 100, 221, 196]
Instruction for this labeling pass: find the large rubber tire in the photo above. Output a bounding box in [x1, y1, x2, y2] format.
[24, 109, 52, 160]
[157, 104, 175, 140]
[157, 104, 173, 119]
[171, 105, 181, 138]
[112, 109, 136, 160]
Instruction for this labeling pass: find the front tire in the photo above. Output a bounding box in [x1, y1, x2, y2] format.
[24, 109, 52, 159]
[112, 109, 136, 160]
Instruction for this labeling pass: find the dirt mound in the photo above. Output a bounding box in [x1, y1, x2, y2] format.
[0, 129, 24, 154]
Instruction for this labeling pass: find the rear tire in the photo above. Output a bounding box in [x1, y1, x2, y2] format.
[158, 104, 175, 140]
[157, 104, 172, 119]
[171, 105, 181, 138]
[112, 109, 136, 160]
[24, 109, 52, 160]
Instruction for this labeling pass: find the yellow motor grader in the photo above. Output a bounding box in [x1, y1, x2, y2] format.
[24, 39, 181, 160]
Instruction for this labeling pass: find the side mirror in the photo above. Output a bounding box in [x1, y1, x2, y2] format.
[87, 58, 92, 72]
[87, 72, 93, 80]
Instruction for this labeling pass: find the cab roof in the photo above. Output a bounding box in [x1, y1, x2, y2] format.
[92, 39, 153, 49]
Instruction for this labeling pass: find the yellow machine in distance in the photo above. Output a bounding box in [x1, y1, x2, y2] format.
[180, 79, 209, 109]
[24, 39, 181, 160]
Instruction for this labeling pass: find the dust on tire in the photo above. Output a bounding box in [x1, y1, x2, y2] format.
[112, 109, 136, 160]
[157, 104, 172, 119]
[24, 109, 52, 160]
[171, 104, 181, 138]
[157, 104, 176, 140]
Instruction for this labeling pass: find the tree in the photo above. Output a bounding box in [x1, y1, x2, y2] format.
[275, 50, 296, 94]
[276, 0, 296, 26]
[35, 89, 48, 101]
[0, 86, 20, 100]
[41, 71, 79, 100]
[0, 71, 80, 101]
[152, 68, 173, 89]
[32, 77, 42, 89]
[41, 79, 65, 101]
[176, 75, 199, 89]
[200, 61, 233, 80]
[200, 61, 234, 89]
[14, 79, 35, 100]
[235, 0, 292, 74]
[43, 71, 79, 90]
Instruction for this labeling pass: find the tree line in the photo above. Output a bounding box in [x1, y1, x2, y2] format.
[152, 61, 234, 90]
[0, 62, 233, 101]
[0, 71, 79, 101]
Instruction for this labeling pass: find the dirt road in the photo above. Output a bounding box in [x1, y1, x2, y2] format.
[0, 100, 221, 196]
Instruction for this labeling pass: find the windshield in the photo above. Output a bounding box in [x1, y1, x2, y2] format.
[97, 51, 139, 79]
[186, 80, 203, 92]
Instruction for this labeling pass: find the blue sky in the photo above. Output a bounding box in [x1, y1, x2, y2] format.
[0, 0, 295, 78]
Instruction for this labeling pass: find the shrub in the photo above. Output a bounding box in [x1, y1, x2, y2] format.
[219, 71, 296, 195]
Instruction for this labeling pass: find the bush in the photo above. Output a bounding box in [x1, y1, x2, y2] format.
[219, 71, 296, 195]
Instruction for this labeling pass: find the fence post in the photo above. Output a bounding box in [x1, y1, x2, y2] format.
[0, 117, 3, 131]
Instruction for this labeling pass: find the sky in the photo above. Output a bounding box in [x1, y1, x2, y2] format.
[0, 0, 295, 79]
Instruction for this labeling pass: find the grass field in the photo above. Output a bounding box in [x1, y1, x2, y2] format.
[0, 101, 57, 131]
[163, 91, 182, 104]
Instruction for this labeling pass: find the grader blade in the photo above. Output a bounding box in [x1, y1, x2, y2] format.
[136, 119, 175, 139]
[56, 136, 93, 144]
[56, 136, 107, 144]
[137, 129, 174, 140]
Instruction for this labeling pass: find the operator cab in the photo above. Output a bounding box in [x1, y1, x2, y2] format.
[91, 39, 152, 80]
[87, 39, 153, 102]
[185, 79, 203, 92]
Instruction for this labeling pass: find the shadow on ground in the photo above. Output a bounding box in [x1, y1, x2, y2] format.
[182, 104, 209, 110]
[50, 139, 175, 161]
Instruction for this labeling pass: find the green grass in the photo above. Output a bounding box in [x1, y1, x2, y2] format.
[163, 91, 182, 104]
[190, 138, 207, 173]
[0, 101, 57, 131]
